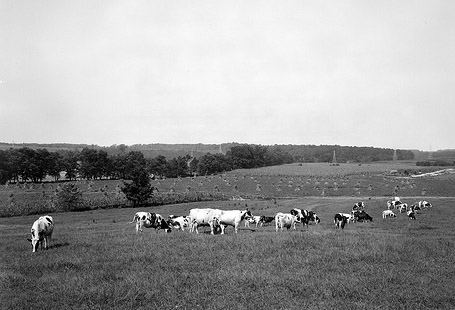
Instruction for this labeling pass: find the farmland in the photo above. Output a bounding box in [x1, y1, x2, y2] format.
[1, 161, 455, 309]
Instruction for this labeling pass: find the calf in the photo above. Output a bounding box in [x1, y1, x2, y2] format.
[27, 215, 54, 252]
[334, 214, 348, 229]
[275, 213, 301, 231]
[382, 210, 397, 218]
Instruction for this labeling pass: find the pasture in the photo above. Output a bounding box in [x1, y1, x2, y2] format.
[1, 196, 455, 309]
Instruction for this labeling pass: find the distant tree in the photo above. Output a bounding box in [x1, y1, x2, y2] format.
[55, 183, 83, 211]
[121, 170, 155, 206]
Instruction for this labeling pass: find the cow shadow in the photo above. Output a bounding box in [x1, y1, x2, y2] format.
[49, 242, 70, 249]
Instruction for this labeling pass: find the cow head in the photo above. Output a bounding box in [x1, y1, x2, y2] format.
[27, 230, 41, 252]
[241, 209, 253, 221]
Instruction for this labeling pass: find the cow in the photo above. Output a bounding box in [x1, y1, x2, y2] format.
[258, 216, 275, 226]
[189, 208, 225, 234]
[305, 210, 321, 224]
[352, 201, 365, 211]
[245, 216, 262, 228]
[27, 215, 54, 252]
[334, 214, 348, 229]
[168, 215, 191, 232]
[353, 210, 373, 222]
[399, 204, 408, 213]
[418, 200, 432, 209]
[218, 209, 253, 234]
[337, 213, 355, 223]
[387, 200, 402, 210]
[275, 213, 301, 232]
[382, 210, 397, 218]
[290, 208, 309, 226]
[407, 210, 416, 220]
[130, 212, 170, 233]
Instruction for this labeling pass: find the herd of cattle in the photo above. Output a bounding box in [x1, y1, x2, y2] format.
[27, 197, 433, 252]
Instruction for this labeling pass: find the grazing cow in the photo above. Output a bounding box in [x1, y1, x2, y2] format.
[418, 200, 432, 208]
[218, 209, 253, 234]
[334, 214, 348, 229]
[258, 216, 275, 226]
[305, 210, 321, 224]
[275, 213, 301, 231]
[399, 204, 408, 213]
[189, 208, 223, 234]
[337, 213, 355, 223]
[290, 208, 309, 226]
[353, 211, 373, 222]
[130, 212, 169, 233]
[407, 210, 416, 220]
[168, 215, 191, 231]
[245, 215, 262, 228]
[382, 210, 397, 218]
[27, 215, 54, 252]
[387, 200, 402, 210]
[352, 201, 365, 211]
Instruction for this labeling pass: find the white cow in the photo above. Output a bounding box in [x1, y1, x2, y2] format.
[218, 209, 253, 234]
[27, 215, 54, 252]
[189, 208, 224, 234]
[382, 210, 397, 218]
[275, 213, 301, 232]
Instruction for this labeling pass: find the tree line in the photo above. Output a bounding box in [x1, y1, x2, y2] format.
[0, 145, 294, 184]
[0, 144, 415, 185]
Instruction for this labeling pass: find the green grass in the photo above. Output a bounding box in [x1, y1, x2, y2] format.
[1, 197, 455, 309]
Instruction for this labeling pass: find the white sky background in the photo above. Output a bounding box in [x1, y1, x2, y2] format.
[1, 1, 454, 151]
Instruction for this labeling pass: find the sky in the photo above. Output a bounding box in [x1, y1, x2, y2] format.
[1, 1, 454, 151]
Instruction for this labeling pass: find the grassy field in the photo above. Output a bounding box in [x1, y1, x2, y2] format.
[1, 196, 455, 309]
[1, 162, 455, 309]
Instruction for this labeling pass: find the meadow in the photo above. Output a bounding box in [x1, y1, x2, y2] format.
[1, 162, 455, 309]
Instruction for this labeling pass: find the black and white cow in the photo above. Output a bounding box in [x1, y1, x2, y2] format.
[245, 216, 262, 228]
[387, 200, 402, 210]
[27, 215, 54, 252]
[352, 201, 365, 211]
[275, 212, 301, 232]
[418, 200, 432, 209]
[130, 212, 170, 233]
[337, 213, 355, 223]
[168, 215, 191, 232]
[407, 210, 416, 220]
[334, 214, 348, 229]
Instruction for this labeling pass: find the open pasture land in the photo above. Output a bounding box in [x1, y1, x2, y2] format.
[1, 197, 455, 309]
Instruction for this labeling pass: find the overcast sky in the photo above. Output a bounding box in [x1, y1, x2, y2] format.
[1, 1, 454, 151]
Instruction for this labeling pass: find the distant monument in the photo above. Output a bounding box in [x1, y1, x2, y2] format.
[393, 149, 398, 161]
[331, 150, 339, 166]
